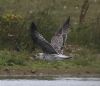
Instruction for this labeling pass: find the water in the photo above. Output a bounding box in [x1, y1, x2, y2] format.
[0, 77, 100, 86]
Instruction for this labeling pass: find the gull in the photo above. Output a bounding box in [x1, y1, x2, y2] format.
[30, 17, 71, 61]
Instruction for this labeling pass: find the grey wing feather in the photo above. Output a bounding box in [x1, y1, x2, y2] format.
[51, 17, 70, 54]
[30, 22, 58, 54]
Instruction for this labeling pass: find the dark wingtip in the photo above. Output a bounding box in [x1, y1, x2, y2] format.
[63, 16, 70, 28]
[65, 16, 70, 24]
[30, 22, 37, 32]
[67, 16, 70, 23]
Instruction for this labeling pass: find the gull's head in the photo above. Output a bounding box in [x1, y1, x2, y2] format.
[36, 53, 44, 60]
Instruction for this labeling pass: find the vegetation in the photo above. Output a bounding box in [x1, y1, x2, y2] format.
[0, 47, 100, 75]
[0, 0, 100, 75]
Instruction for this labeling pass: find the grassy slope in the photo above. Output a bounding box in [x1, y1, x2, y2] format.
[0, 0, 100, 47]
[0, 46, 100, 75]
[0, 0, 99, 22]
[0, 0, 100, 75]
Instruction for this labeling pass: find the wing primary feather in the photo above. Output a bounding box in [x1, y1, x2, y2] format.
[51, 17, 70, 54]
[30, 22, 58, 54]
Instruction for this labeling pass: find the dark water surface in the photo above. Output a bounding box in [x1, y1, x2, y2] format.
[0, 77, 100, 86]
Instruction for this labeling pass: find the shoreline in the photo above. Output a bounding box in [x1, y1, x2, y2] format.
[0, 68, 100, 79]
[0, 74, 100, 79]
[0, 66, 100, 79]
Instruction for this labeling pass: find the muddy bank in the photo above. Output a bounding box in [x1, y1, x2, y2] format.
[0, 67, 100, 78]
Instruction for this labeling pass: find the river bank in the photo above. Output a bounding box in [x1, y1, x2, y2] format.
[0, 46, 100, 77]
[0, 68, 100, 80]
[0, 63, 100, 78]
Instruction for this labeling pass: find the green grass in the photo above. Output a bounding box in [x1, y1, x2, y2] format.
[0, 45, 100, 75]
[0, 0, 100, 49]
[0, 47, 100, 73]
[0, 0, 99, 50]
[0, 50, 31, 66]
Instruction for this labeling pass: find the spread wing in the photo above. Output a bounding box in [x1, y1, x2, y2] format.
[51, 17, 70, 54]
[30, 22, 58, 54]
